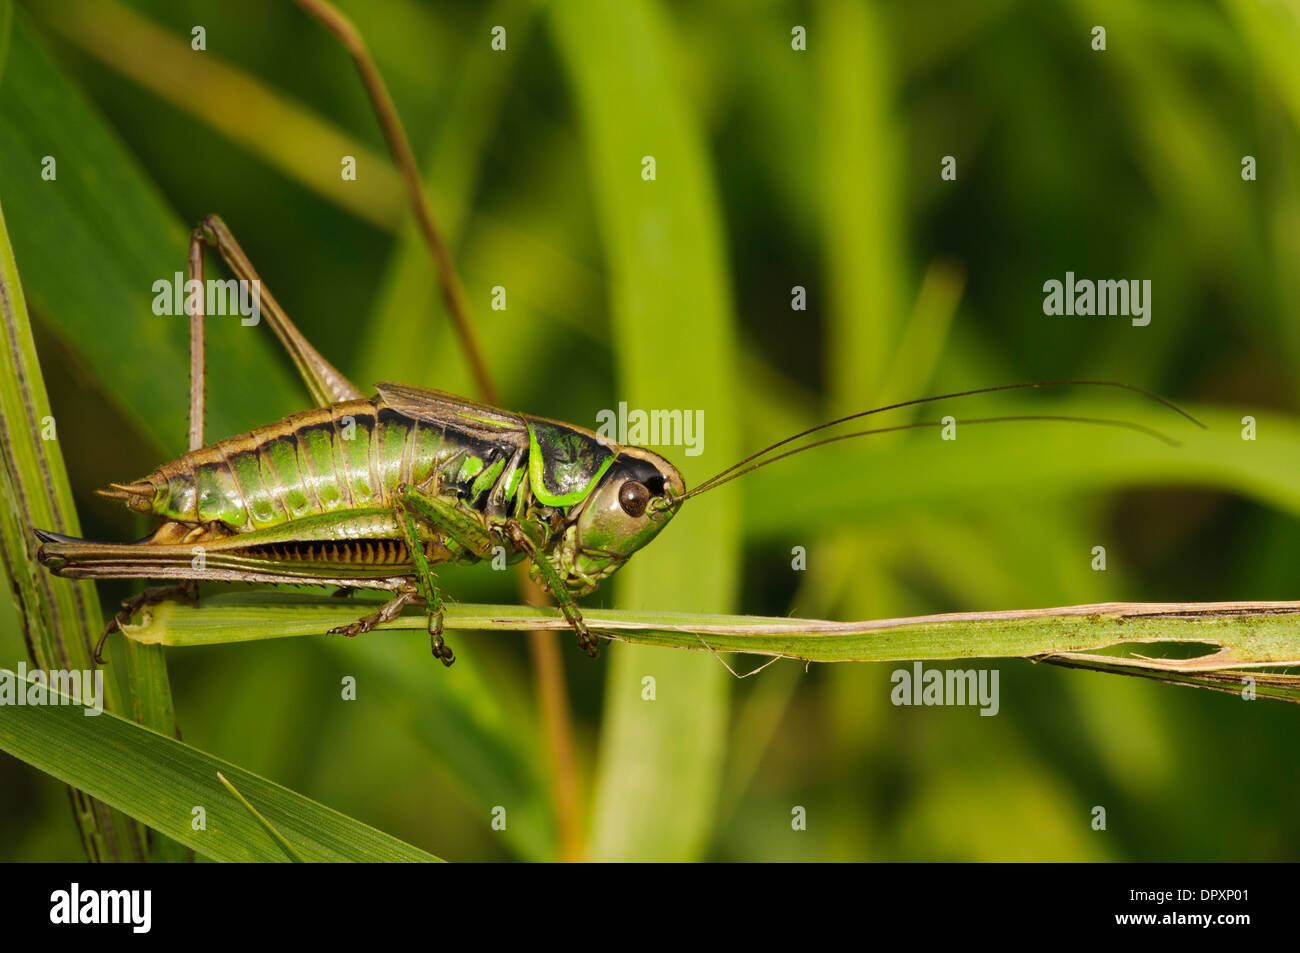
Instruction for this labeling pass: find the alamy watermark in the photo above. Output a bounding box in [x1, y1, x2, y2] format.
[1042, 272, 1150, 327]
[50, 883, 150, 933]
[891, 662, 999, 716]
[152, 272, 261, 326]
[0, 663, 103, 715]
[596, 403, 703, 456]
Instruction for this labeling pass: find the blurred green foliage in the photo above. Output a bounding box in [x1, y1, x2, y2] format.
[2, 0, 1299, 861]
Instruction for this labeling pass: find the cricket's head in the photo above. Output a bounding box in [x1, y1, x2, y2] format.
[552, 447, 685, 593]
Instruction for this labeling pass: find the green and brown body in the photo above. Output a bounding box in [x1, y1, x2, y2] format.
[34, 214, 688, 663]
[37, 382, 684, 599]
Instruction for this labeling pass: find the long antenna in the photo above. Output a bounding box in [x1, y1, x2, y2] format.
[666, 413, 1186, 506]
[685, 380, 1203, 500]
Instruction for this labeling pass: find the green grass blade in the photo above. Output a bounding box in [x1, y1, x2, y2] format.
[820, 0, 906, 408]
[550, 0, 741, 861]
[0, 15, 193, 857]
[0, 189, 153, 860]
[0, 670, 442, 862]
[120, 638, 189, 861]
[125, 594, 1300, 703]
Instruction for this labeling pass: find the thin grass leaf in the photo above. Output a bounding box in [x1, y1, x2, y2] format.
[0, 194, 149, 860]
[217, 772, 305, 862]
[358, 0, 533, 393]
[820, 0, 907, 408]
[0, 14, 194, 859]
[126, 593, 1300, 703]
[0, 671, 441, 861]
[550, 0, 741, 861]
[0, 200, 189, 858]
[120, 638, 189, 861]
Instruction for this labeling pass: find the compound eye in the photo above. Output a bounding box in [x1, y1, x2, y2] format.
[618, 480, 650, 518]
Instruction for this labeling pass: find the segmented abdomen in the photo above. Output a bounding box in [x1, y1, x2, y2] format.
[137, 398, 518, 533]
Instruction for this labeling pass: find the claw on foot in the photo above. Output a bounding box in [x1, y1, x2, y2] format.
[428, 614, 454, 666]
[322, 590, 455, 668]
[431, 634, 455, 666]
[328, 589, 417, 640]
[328, 613, 378, 638]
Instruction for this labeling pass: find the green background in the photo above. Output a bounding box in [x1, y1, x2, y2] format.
[2, 0, 1298, 861]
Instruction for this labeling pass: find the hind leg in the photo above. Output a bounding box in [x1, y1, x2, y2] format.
[327, 585, 420, 640]
[96, 233, 212, 664]
[192, 216, 363, 408]
[167, 219, 364, 655]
